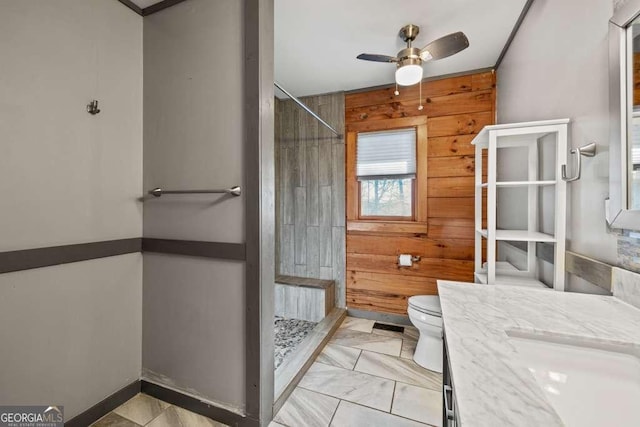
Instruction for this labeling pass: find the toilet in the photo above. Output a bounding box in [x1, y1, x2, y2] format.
[407, 281, 545, 374]
[407, 295, 443, 373]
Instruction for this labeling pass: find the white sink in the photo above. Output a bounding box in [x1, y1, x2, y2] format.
[507, 330, 640, 427]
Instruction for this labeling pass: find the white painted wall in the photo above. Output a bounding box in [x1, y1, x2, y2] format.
[497, 0, 615, 293]
[0, 0, 143, 419]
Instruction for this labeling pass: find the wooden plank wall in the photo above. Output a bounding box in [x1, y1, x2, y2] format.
[345, 70, 496, 315]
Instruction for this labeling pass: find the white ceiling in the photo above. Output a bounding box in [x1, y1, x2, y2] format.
[275, 0, 528, 97]
[131, 0, 165, 8]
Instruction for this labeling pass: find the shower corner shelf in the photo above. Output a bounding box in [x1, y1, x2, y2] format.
[472, 119, 569, 291]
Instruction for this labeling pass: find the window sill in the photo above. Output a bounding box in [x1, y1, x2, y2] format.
[347, 220, 428, 235]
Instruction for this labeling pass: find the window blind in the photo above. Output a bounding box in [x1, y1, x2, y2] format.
[356, 128, 417, 180]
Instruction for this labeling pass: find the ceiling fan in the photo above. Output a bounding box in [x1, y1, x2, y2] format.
[357, 24, 469, 86]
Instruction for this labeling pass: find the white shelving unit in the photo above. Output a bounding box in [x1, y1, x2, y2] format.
[472, 119, 569, 291]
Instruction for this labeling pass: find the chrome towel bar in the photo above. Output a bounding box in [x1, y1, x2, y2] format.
[148, 186, 241, 197]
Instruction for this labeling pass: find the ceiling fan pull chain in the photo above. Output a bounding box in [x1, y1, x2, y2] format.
[395, 82, 399, 96]
[418, 79, 424, 111]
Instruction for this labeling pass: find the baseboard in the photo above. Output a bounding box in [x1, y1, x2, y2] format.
[141, 380, 258, 427]
[347, 308, 412, 326]
[65, 380, 141, 427]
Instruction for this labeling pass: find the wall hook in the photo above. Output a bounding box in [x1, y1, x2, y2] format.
[561, 142, 596, 182]
[87, 100, 101, 115]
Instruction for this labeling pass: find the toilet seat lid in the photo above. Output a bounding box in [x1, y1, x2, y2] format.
[408, 295, 442, 316]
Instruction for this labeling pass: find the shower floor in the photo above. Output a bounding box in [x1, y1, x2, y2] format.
[274, 316, 317, 369]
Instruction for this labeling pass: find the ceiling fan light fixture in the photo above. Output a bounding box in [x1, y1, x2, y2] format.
[356, 25, 469, 87]
[395, 63, 423, 86]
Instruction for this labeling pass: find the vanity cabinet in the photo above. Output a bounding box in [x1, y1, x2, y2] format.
[442, 329, 460, 427]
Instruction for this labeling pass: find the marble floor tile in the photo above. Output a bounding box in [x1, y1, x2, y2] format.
[269, 422, 287, 427]
[370, 329, 403, 339]
[298, 362, 395, 411]
[339, 317, 375, 333]
[316, 343, 361, 369]
[330, 401, 427, 427]
[371, 325, 419, 341]
[91, 412, 142, 427]
[354, 351, 442, 390]
[146, 406, 227, 427]
[403, 326, 419, 341]
[113, 393, 170, 426]
[392, 383, 442, 426]
[274, 387, 339, 427]
[330, 328, 402, 357]
[400, 337, 417, 360]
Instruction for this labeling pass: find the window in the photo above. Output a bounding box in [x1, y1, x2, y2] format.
[356, 129, 416, 218]
[345, 117, 428, 234]
[361, 178, 413, 217]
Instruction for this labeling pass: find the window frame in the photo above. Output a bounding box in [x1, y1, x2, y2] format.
[346, 116, 428, 234]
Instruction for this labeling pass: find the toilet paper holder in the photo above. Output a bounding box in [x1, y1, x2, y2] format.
[397, 254, 421, 267]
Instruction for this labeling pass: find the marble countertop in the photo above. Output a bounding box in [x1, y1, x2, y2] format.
[438, 281, 640, 427]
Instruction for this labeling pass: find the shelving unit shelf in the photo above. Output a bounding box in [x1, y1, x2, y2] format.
[478, 181, 556, 188]
[471, 119, 569, 291]
[476, 229, 556, 243]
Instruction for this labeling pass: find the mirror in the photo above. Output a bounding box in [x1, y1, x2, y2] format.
[608, 0, 640, 229]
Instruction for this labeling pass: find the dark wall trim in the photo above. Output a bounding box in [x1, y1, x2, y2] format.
[117, 0, 143, 15]
[142, 238, 246, 261]
[66, 379, 256, 426]
[142, 0, 190, 16]
[141, 381, 256, 427]
[66, 381, 140, 427]
[0, 238, 141, 274]
[495, 0, 535, 69]
[115, 0, 190, 17]
[0, 237, 248, 275]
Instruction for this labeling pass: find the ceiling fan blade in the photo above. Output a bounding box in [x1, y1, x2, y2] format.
[356, 53, 398, 63]
[420, 32, 469, 61]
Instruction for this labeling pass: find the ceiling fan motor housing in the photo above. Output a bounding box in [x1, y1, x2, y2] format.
[396, 47, 423, 69]
[399, 24, 420, 43]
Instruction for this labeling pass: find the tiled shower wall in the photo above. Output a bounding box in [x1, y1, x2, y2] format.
[275, 92, 346, 307]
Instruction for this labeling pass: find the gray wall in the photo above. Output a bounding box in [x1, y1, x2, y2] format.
[497, 0, 630, 293]
[275, 93, 346, 307]
[0, 0, 143, 419]
[142, 0, 247, 414]
[0, 255, 142, 418]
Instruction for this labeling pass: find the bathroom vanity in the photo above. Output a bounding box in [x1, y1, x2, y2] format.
[439, 281, 640, 427]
